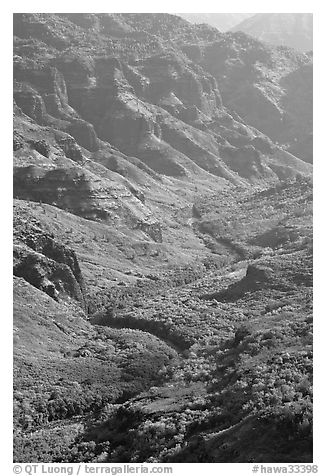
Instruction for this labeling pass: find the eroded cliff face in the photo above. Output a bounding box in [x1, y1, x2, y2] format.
[12, 11, 313, 342]
[12, 10, 313, 358]
[13, 163, 162, 242]
[13, 105, 163, 243]
[190, 32, 313, 163]
[14, 214, 86, 308]
[13, 14, 313, 464]
[14, 13, 312, 191]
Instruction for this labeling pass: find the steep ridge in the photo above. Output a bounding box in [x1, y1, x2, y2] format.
[13, 13, 312, 463]
[181, 32, 313, 163]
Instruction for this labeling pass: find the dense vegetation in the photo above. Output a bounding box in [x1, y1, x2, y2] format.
[13, 177, 312, 463]
[13, 13, 312, 463]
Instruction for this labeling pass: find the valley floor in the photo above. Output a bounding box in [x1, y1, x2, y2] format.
[13, 178, 313, 463]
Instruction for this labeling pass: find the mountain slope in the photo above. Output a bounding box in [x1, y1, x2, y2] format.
[188, 31, 313, 163]
[13, 13, 313, 463]
[231, 13, 313, 52]
[178, 13, 253, 31]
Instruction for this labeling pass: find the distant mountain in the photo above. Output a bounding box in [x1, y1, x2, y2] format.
[231, 13, 313, 52]
[178, 13, 253, 31]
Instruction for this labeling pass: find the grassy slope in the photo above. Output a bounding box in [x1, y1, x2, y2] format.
[13, 177, 312, 463]
[12, 13, 313, 464]
[13, 277, 179, 462]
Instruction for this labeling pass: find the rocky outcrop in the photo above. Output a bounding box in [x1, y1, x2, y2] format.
[54, 131, 84, 163]
[13, 244, 85, 305]
[13, 219, 87, 310]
